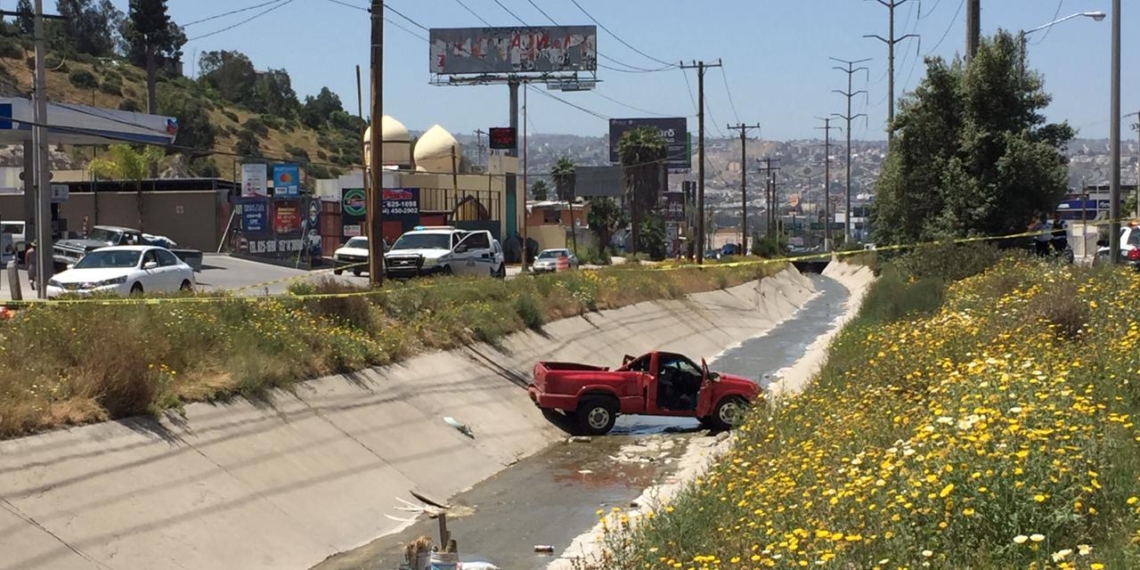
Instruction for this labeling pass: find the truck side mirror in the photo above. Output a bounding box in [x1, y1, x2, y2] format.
[707, 372, 720, 382]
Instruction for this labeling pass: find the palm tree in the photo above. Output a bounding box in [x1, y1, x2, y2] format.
[617, 126, 667, 255]
[551, 156, 576, 202]
[88, 144, 164, 232]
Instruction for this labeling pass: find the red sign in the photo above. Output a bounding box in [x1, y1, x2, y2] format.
[274, 201, 302, 234]
[489, 127, 517, 150]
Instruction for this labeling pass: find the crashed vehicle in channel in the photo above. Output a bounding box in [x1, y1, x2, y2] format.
[529, 351, 761, 435]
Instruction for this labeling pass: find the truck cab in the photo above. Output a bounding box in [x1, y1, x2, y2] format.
[529, 351, 761, 435]
[383, 226, 503, 279]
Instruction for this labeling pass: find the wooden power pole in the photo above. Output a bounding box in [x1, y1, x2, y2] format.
[367, 0, 385, 285]
[966, 0, 981, 64]
[727, 122, 760, 253]
[681, 59, 721, 264]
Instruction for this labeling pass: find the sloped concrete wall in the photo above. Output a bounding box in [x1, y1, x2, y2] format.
[0, 269, 814, 570]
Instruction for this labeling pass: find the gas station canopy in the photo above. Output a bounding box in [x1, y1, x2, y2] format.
[0, 97, 179, 146]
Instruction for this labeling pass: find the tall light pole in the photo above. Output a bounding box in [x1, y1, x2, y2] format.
[1018, 11, 1106, 73]
[1109, 0, 1122, 264]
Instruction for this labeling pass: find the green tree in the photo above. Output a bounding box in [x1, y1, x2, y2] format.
[156, 84, 215, 159]
[300, 87, 344, 129]
[551, 156, 576, 202]
[15, 0, 33, 34]
[199, 50, 256, 105]
[122, 0, 184, 114]
[88, 144, 163, 231]
[252, 68, 300, 118]
[530, 179, 549, 201]
[872, 30, 1074, 244]
[618, 126, 667, 255]
[586, 197, 628, 257]
[54, 0, 122, 57]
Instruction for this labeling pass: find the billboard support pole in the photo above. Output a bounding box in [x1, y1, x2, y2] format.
[367, 0, 385, 285]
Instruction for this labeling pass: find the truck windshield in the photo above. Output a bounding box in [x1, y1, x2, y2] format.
[86, 228, 121, 243]
[74, 250, 140, 269]
[0, 223, 23, 234]
[391, 233, 451, 251]
[345, 237, 368, 249]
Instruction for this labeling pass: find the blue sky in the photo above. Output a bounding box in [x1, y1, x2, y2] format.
[112, 0, 1135, 141]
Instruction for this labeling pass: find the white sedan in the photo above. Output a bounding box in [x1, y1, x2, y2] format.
[46, 246, 195, 297]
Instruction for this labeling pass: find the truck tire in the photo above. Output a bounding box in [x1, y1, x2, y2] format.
[709, 396, 748, 431]
[575, 396, 618, 435]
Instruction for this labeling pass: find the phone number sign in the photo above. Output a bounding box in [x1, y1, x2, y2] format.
[381, 188, 419, 218]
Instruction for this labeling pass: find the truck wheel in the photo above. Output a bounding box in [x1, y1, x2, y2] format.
[710, 396, 748, 431]
[352, 268, 362, 277]
[333, 269, 343, 275]
[576, 396, 618, 436]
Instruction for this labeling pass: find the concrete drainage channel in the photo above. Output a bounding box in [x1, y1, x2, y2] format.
[0, 265, 870, 570]
[313, 273, 854, 570]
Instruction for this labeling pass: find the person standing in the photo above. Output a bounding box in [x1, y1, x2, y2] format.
[25, 240, 36, 290]
[1051, 211, 1069, 253]
[1033, 213, 1052, 257]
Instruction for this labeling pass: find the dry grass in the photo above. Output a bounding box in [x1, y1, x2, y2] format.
[0, 263, 782, 439]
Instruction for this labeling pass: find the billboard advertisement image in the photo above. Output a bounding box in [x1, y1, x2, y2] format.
[608, 118, 691, 171]
[429, 26, 597, 75]
[272, 164, 300, 197]
[341, 188, 366, 238]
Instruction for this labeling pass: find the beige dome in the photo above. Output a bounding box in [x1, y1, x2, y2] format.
[414, 124, 461, 173]
[364, 115, 411, 144]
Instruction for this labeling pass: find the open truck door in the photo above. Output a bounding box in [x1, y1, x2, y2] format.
[695, 358, 719, 418]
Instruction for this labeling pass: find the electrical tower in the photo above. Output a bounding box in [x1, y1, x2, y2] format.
[831, 57, 869, 244]
[864, 0, 919, 141]
[727, 122, 761, 252]
[815, 117, 841, 251]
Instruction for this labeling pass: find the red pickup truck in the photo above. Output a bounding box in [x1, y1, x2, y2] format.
[528, 351, 761, 435]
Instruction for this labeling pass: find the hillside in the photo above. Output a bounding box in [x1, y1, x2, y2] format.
[0, 47, 360, 187]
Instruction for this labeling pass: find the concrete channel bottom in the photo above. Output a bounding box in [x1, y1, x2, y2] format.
[0, 267, 825, 570]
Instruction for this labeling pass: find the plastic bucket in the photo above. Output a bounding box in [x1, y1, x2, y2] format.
[430, 552, 459, 570]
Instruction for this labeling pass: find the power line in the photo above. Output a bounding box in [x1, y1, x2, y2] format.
[522, 0, 671, 74]
[925, 0, 965, 55]
[719, 66, 741, 124]
[183, 0, 285, 27]
[568, 0, 677, 68]
[187, 0, 296, 42]
[454, 0, 492, 27]
[492, 0, 529, 26]
[319, 0, 429, 41]
[527, 84, 609, 120]
[1031, 0, 1066, 45]
[384, 4, 429, 31]
[592, 91, 678, 118]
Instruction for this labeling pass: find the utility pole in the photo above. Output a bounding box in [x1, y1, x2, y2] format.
[756, 157, 781, 239]
[830, 58, 868, 244]
[366, 0, 384, 285]
[681, 59, 722, 264]
[726, 122, 760, 253]
[815, 117, 841, 251]
[1108, 0, 1121, 264]
[966, 0, 981, 64]
[473, 129, 486, 170]
[32, 0, 51, 298]
[865, 0, 918, 141]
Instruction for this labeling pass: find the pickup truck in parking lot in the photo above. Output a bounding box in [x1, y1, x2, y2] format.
[528, 351, 761, 435]
[52, 225, 203, 272]
[383, 226, 505, 279]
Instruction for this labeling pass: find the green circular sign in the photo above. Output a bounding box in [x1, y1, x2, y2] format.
[343, 188, 366, 217]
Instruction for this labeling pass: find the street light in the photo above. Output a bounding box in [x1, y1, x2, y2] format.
[1019, 12, 1106, 73]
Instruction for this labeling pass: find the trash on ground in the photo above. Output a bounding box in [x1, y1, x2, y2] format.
[568, 436, 592, 443]
[534, 545, 555, 554]
[444, 417, 474, 438]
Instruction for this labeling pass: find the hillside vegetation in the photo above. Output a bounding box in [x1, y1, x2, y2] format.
[586, 248, 1140, 570]
[0, 13, 362, 186]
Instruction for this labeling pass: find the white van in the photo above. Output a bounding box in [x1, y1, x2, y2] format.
[1, 221, 26, 264]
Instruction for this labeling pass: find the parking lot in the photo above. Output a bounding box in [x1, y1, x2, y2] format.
[0, 254, 525, 302]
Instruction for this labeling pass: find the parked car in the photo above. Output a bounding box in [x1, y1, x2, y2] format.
[1095, 224, 1140, 271]
[384, 226, 502, 279]
[52, 225, 202, 272]
[704, 249, 721, 261]
[531, 248, 578, 273]
[332, 236, 387, 276]
[529, 351, 761, 435]
[46, 246, 195, 298]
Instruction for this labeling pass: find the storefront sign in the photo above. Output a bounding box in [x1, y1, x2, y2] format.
[241, 200, 268, 233]
[272, 164, 300, 197]
[341, 187, 366, 239]
[274, 201, 301, 234]
[241, 163, 268, 197]
[381, 188, 419, 217]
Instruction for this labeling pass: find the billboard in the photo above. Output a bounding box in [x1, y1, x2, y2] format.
[574, 165, 623, 198]
[273, 200, 302, 234]
[608, 118, 690, 171]
[429, 26, 597, 75]
[381, 188, 419, 218]
[272, 164, 300, 197]
[240, 199, 268, 234]
[241, 163, 267, 197]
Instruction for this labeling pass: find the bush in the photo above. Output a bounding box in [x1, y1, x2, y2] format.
[893, 241, 1002, 282]
[316, 150, 328, 161]
[514, 294, 544, 330]
[99, 77, 122, 96]
[243, 117, 269, 137]
[68, 69, 99, 90]
[0, 38, 24, 59]
[751, 233, 788, 258]
[222, 110, 239, 123]
[118, 99, 142, 112]
[260, 114, 283, 130]
[285, 144, 309, 161]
